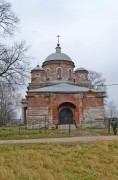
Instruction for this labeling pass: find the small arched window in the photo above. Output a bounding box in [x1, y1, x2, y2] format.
[57, 68, 62, 78]
[46, 69, 50, 79]
[79, 74, 86, 81]
[68, 69, 72, 80]
[36, 74, 40, 82]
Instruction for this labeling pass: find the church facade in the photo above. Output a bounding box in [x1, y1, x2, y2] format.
[21, 40, 105, 129]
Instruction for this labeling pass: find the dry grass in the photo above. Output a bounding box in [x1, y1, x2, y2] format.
[0, 141, 118, 179]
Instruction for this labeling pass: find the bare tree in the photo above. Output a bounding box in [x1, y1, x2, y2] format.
[105, 101, 118, 118]
[0, 0, 19, 37]
[88, 70, 106, 90]
[0, 0, 30, 88]
[0, 82, 22, 125]
[0, 41, 30, 88]
[0, 0, 30, 123]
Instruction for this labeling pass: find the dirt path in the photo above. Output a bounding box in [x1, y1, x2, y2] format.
[0, 136, 118, 144]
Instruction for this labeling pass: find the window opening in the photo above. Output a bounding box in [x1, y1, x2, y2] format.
[57, 68, 62, 78]
[68, 69, 72, 80]
[46, 69, 50, 79]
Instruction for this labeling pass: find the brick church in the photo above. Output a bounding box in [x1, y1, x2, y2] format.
[21, 37, 105, 129]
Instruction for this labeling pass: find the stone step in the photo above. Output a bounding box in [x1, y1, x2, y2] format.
[58, 124, 76, 130]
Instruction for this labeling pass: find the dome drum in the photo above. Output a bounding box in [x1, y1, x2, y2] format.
[42, 59, 75, 68]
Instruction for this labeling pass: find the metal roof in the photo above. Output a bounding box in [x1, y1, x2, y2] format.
[75, 67, 88, 72]
[32, 65, 44, 71]
[45, 52, 72, 62]
[30, 83, 90, 93]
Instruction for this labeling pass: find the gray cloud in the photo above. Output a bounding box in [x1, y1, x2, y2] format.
[8, 0, 118, 106]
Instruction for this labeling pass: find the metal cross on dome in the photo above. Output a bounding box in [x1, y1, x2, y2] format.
[57, 35, 61, 45]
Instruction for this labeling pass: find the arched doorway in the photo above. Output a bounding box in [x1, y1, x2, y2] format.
[59, 108, 74, 124]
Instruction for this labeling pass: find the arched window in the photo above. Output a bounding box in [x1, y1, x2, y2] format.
[36, 74, 40, 82]
[68, 69, 72, 80]
[79, 74, 86, 81]
[46, 69, 50, 79]
[57, 68, 62, 78]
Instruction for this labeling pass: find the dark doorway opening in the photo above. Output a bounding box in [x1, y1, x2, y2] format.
[59, 108, 73, 124]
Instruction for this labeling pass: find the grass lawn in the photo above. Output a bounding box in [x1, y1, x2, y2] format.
[0, 140, 118, 179]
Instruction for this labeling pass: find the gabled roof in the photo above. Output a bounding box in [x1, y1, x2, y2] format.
[29, 83, 91, 93]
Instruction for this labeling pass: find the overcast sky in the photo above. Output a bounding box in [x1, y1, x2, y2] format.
[8, 0, 118, 106]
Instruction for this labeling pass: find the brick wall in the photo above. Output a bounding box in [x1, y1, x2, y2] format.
[26, 90, 104, 129]
[83, 107, 104, 128]
[82, 92, 105, 127]
[26, 92, 83, 128]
